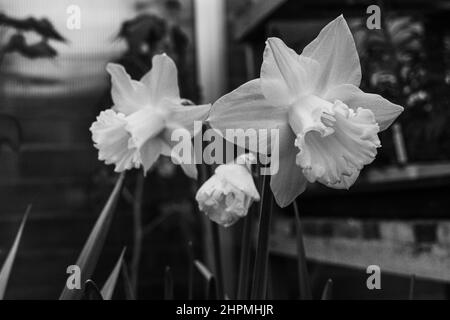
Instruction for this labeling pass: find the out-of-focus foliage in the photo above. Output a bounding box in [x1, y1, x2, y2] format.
[116, 12, 189, 89]
[0, 13, 65, 59]
[0, 13, 63, 157]
[354, 15, 450, 162]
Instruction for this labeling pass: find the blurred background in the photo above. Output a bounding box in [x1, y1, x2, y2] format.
[0, 0, 450, 299]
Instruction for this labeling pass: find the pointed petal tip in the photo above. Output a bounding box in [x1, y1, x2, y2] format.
[266, 37, 281, 44]
[106, 62, 124, 74]
[266, 37, 287, 53]
[152, 53, 175, 65]
[273, 196, 291, 208]
[334, 14, 347, 25]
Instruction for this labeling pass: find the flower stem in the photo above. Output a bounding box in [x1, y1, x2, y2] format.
[251, 174, 273, 300]
[293, 201, 312, 300]
[188, 241, 194, 300]
[130, 173, 144, 298]
[210, 221, 225, 299]
[236, 207, 253, 300]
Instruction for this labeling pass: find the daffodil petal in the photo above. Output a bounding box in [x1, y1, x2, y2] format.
[90, 110, 141, 172]
[261, 37, 310, 105]
[325, 169, 360, 190]
[140, 137, 164, 173]
[160, 127, 198, 180]
[302, 15, 362, 94]
[208, 79, 288, 154]
[171, 104, 211, 136]
[140, 54, 181, 107]
[106, 63, 148, 115]
[269, 125, 308, 208]
[324, 84, 404, 131]
[215, 164, 260, 201]
[125, 107, 166, 150]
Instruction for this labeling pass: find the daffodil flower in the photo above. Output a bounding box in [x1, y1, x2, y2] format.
[196, 154, 260, 227]
[208, 16, 403, 207]
[90, 54, 211, 178]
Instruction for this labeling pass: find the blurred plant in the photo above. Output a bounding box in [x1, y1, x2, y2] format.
[0, 13, 64, 160]
[0, 13, 65, 62]
[354, 6, 450, 162]
[116, 13, 189, 91]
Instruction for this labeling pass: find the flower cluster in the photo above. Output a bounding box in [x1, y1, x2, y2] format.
[91, 16, 403, 226]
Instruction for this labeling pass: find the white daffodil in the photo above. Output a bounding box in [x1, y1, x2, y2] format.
[90, 54, 211, 178]
[196, 154, 260, 227]
[208, 15, 403, 207]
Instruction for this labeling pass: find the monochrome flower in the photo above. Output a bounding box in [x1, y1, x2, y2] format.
[195, 154, 260, 227]
[90, 54, 211, 178]
[208, 15, 403, 207]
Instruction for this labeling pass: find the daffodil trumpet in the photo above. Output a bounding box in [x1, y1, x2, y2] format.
[196, 154, 260, 228]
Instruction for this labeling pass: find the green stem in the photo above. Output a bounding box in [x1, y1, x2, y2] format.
[251, 174, 273, 300]
[187, 241, 194, 300]
[236, 207, 253, 300]
[293, 201, 312, 300]
[210, 221, 225, 299]
[130, 173, 144, 298]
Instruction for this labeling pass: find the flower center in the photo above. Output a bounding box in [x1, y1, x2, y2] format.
[288, 95, 381, 187]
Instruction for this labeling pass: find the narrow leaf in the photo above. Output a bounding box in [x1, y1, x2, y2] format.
[207, 277, 217, 300]
[210, 221, 224, 299]
[83, 280, 103, 300]
[121, 261, 136, 300]
[293, 201, 312, 300]
[251, 174, 273, 300]
[101, 248, 126, 300]
[194, 260, 217, 300]
[321, 279, 333, 300]
[194, 260, 213, 281]
[0, 205, 31, 299]
[60, 173, 125, 300]
[237, 208, 254, 300]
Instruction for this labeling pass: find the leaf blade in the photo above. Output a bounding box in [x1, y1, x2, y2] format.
[59, 173, 125, 300]
[0, 205, 31, 299]
[293, 201, 312, 300]
[101, 248, 126, 300]
[321, 279, 333, 300]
